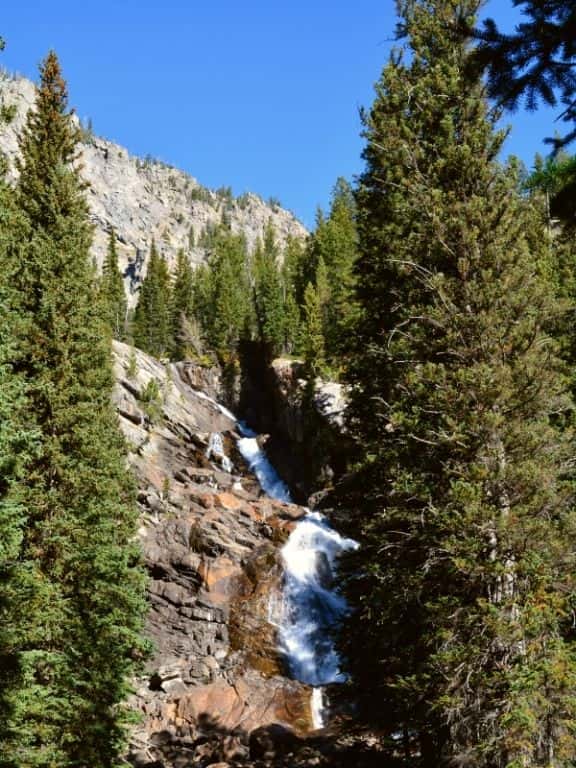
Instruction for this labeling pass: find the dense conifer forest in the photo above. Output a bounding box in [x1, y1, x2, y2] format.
[2, 0, 576, 765]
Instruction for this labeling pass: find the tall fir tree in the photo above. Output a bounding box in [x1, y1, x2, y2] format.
[253, 222, 286, 356]
[308, 178, 359, 361]
[194, 225, 252, 361]
[132, 239, 172, 358]
[0, 37, 39, 766]
[170, 248, 195, 359]
[339, 2, 576, 765]
[301, 281, 326, 380]
[99, 228, 127, 341]
[280, 235, 306, 353]
[0, 51, 147, 767]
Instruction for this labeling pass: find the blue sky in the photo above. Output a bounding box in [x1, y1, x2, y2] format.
[0, 1, 561, 228]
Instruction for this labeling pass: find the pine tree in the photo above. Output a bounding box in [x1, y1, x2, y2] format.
[315, 255, 330, 324]
[170, 248, 195, 359]
[99, 228, 127, 341]
[281, 235, 306, 353]
[0, 51, 147, 767]
[473, 0, 576, 149]
[308, 178, 358, 361]
[339, 3, 576, 765]
[283, 232, 310, 311]
[301, 281, 326, 380]
[133, 240, 172, 357]
[210, 228, 252, 360]
[190, 262, 215, 346]
[253, 222, 286, 356]
[0, 41, 39, 766]
[189, 224, 252, 362]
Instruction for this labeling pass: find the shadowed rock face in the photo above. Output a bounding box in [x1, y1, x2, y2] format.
[111, 342, 314, 767]
[0, 74, 307, 308]
[239, 352, 353, 503]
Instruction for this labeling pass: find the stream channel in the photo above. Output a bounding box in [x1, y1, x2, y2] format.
[235, 422, 357, 730]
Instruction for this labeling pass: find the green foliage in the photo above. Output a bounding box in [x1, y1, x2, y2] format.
[0, 51, 148, 766]
[140, 378, 163, 423]
[302, 281, 326, 380]
[216, 185, 233, 202]
[99, 228, 127, 341]
[526, 151, 576, 222]
[79, 116, 94, 143]
[289, 178, 359, 372]
[202, 227, 252, 361]
[189, 184, 214, 205]
[310, 178, 359, 360]
[170, 249, 195, 359]
[199, 221, 219, 248]
[0, 101, 16, 124]
[339, 3, 576, 765]
[281, 235, 306, 353]
[473, 0, 576, 150]
[253, 223, 286, 356]
[0, 67, 39, 768]
[180, 222, 310, 364]
[126, 349, 138, 379]
[236, 192, 251, 210]
[132, 240, 172, 358]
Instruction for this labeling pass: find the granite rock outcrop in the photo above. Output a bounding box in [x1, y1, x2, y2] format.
[111, 342, 317, 767]
[0, 73, 307, 307]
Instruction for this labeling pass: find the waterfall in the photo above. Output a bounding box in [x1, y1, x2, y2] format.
[236, 423, 357, 729]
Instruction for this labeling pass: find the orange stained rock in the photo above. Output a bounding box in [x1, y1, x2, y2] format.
[215, 492, 243, 510]
[199, 556, 242, 604]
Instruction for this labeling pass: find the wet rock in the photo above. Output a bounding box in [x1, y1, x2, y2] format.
[172, 671, 312, 734]
[110, 342, 317, 764]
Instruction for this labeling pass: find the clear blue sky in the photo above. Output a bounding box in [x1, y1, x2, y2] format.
[0, 1, 561, 228]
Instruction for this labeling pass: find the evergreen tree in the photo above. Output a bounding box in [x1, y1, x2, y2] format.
[281, 235, 306, 353]
[170, 248, 195, 359]
[282, 290, 301, 355]
[0, 39, 39, 766]
[209, 228, 252, 360]
[473, 1, 576, 149]
[301, 281, 326, 380]
[283, 231, 310, 311]
[99, 228, 127, 341]
[526, 150, 576, 223]
[190, 224, 251, 361]
[190, 261, 215, 346]
[253, 222, 285, 356]
[308, 178, 359, 360]
[315, 254, 330, 325]
[133, 240, 172, 357]
[0, 51, 147, 766]
[339, 3, 576, 765]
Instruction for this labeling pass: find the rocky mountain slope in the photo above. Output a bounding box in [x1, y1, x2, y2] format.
[111, 343, 382, 768]
[112, 342, 315, 766]
[0, 72, 307, 305]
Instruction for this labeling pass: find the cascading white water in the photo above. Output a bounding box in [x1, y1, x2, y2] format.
[236, 424, 357, 729]
[272, 510, 357, 728]
[237, 428, 292, 503]
[206, 432, 234, 473]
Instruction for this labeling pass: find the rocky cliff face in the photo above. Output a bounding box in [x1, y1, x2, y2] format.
[112, 342, 318, 767]
[240, 354, 353, 503]
[109, 344, 380, 767]
[0, 73, 307, 306]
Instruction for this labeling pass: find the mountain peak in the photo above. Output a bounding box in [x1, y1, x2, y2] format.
[0, 72, 307, 304]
